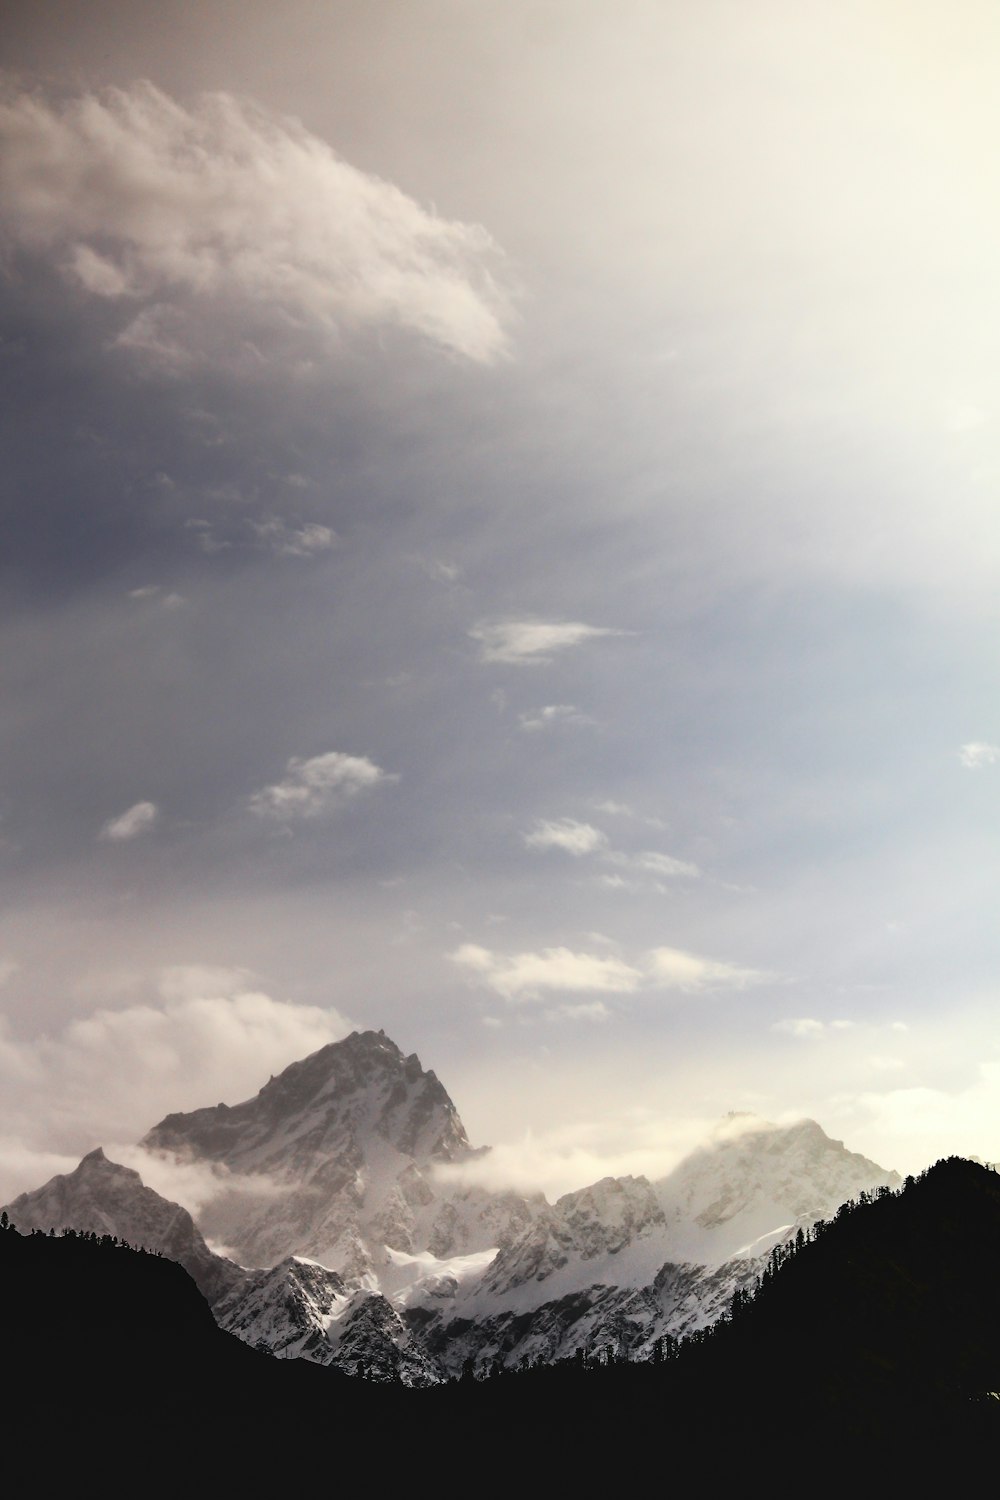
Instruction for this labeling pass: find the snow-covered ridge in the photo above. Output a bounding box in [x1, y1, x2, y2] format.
[3, 1029, 901, 1382]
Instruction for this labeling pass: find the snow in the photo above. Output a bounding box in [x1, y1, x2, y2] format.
[3, 1031, 903, 1382]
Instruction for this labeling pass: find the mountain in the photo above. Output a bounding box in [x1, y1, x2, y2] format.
[643, 1155, 1000, 1453]
[4, 1145, 245, 1303]
[410, 1113, 899, 1373]
[141, 1028, 539, 1275]
[6, 1163, 1000, 1485]
[3, 1028, 900, 1381]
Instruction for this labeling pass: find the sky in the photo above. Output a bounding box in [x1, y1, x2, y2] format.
[2, 0, 1000, 1202]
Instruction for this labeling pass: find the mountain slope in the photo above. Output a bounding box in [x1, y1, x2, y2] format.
[3, 1030, 903, 1382]
[141, 1028, 537, 1273]
[4, 1145, 245, 1302]
[7, 1166, 1000, 1486]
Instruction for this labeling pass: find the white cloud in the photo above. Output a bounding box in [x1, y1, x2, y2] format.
[646, 945, 771, 993]
[249, 750, 396, 820]
[0, 974, 351, 1199]
[959, 741, 1000, 768]
[523, 818, 608, 857]
[108, 1144, 284, 1220]
[518, 704, 592, 732]
[250, 517, 336, 557]
[452, 938, 768, 1006]
[0, 81, 509, 366]
[127, 586, 187, 609]
[772, 1017, 827, 1040]
[593, 800, 667, 831]
[98, 801, 159, 843]
[634, 851, 701, 878]
[470, 619, 624, 665]
[449, 942, 642, 1003]
[432, 1111, 737, 1201]
[855, 1063, 1000, 1173]
[544, 1001, 612, 1024]
[521, 818, 697, 881]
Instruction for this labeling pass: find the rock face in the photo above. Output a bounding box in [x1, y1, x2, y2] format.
[140, 1029, 535, 1274]
[405, 1116, 900, 1376]
[4, 1147, 245, 1304]
[4, 1031, 902, 1383]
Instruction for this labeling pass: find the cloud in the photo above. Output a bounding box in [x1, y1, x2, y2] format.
[432, 1111, 745, 1201]
[855, 1062, 1000, 1174]
[518, 704, 592, 732]
[544, 1001, 612, 1023]
[250, 517, 336, 558]
[0, 972, 351, 1198]
[249, 750, 396, 820]
[129, 585, 188, 609]
[523, 818, 608, 857]
[959, 741, 1000, 769]
[646, 945, 771, 993]
[772, 1017, 827, 1040]
[593, 801, 668, 831]
[470, 619, 624, 665]
[521, 817, 698, 883]
[108, 1144, 284, 1220]
[98, 801, 159, 842]
[0, 81, 510, 366]
[449, 943, 642, 1003]
[632, 851, 701, 878]
[452, 937, 767, 1006]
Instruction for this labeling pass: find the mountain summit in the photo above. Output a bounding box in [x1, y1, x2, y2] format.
[4, 1145, 243, 1303]
[144, 1029, 471, 1174]
[140, 1029, 520, 1274]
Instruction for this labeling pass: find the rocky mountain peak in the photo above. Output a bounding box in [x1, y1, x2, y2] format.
[142, 1028, 471, 1176]
[2, 1147, 244, 1303]
[135, 1029, 504, 1274]
[653, 1115, 900, 1263]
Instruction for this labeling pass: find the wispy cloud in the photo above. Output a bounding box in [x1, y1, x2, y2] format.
[249, 750, 396, 820]
[647, 945, 772, 992]
[593, 800, 667, 831]
[471, 619, 624, 665]
[452, 938, 769, 1006]
[250, 517, 336, 558]
[98, 801, 159, 843]
[522, 812, 697, 883]
[631, 851, 700, 878]
[523, 818, 608, 857]
[518, 704, 593, 732]
[449, 942, 643, 1003]
[959, 741, 1000, 769]
[772, 1017, 828, 1039]
[0, 81, 510, 366]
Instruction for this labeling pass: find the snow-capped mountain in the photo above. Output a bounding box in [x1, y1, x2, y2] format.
[407, 1112, 900, 1373]
[4, 1029, 901, 1382]
[140, 1029, 539, 1275]
[4, 1146, 245, 1304]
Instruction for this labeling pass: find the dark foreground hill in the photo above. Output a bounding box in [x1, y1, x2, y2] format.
[4, 1157, 1000, 1484]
